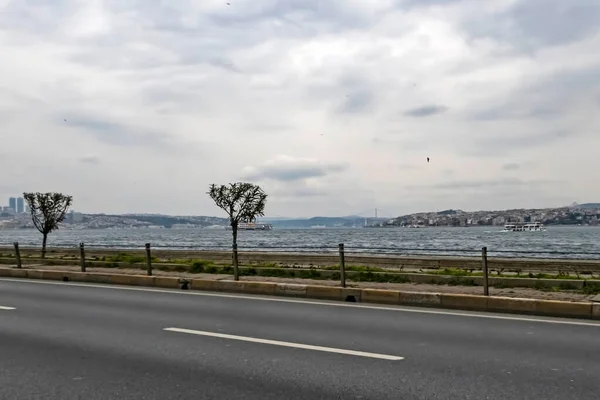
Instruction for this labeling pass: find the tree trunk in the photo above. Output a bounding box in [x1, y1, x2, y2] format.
[41, 233, 48, 262]
[232, 224, 239, 281]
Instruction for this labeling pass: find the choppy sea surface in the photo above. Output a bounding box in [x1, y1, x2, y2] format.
[1, 226, 600, 259]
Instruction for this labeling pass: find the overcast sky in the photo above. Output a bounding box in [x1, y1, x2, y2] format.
[1, 0, 599, 218]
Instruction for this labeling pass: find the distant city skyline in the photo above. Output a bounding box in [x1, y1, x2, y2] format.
[3, 196, 26, 215]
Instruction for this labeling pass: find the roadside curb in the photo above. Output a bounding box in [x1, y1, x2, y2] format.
[1, 267, 598, 320]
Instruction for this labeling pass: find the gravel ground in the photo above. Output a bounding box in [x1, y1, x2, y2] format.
[5, 264, 595, 302]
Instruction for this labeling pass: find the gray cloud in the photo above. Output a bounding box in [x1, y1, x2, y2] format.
[207, 0, 383, 35]
[401, 0, 465, 7]
[271, 187, 328, 198]
[243, 156, 346, 182]
[79, 155, 100, 165]
[472, 105, 557, 121]
[246, 164, 344, 181]
[502, 163, 520, 171]
[398, 163, 423, 170]
[64, 116, 195, 154]
[462, 130, 570, 157]
[404, 105, 448, 117]
[470, 66, 600, 121]
[337, 90, 375, 114]
[465, 0, 600, 51]
[409, 178, 561, 190]
[244, 122, 295, 134]
[206, 57, 242, 73]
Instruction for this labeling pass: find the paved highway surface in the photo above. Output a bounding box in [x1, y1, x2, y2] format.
[1, 278, 599, 399]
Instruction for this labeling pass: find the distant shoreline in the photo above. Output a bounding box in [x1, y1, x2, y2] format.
[1, 225, 600, 231]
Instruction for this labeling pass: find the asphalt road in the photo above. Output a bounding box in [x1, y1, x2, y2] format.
[1, 278, 599, 400]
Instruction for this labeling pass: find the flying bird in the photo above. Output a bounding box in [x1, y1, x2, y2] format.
[427, 157, 430, 163]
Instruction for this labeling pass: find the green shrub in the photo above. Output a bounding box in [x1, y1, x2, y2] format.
[106, 253, 147, 265]
[190, 260, 214, 273]
[558, 282, 578, 291]
[298, 269, 322, 279]
[205, 265, 218, 274]
[221, 266, 234, 274]
[259, 268, 288, 277]
[582, 282, 600, 295]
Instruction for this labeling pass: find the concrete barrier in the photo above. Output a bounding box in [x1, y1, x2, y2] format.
[216, 280, 245, 293]
[487, 296, 538, 315]
[81, 272, 154, 286]
[154, 277, 181, 289]
[40, 270, 73, 281]
[9, 268, 27, 278]
[440, 293, 489, 311]
[126, 275, 156, 287]
[2, 266, 598, 320]
[61, 271, 89, 282]
[534, 300, 593, 319]
[25, 270, 44, 279]
[399, 291, 441, 307]
[592, 304, 600, 320]
[191, 279, 219, 292]
[213, 280, 277, 295]
[361, 289, 400, 305]
[305, 285, 343, 300]
[275, 283, 307, 297]
[240, 282, 278, 296]
[304, 286, 362, 301]
[81, 273, 121, 284]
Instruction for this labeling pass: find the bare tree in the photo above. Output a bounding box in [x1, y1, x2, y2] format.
[208, 183, 267, 281]
[23, 192, 73, 260]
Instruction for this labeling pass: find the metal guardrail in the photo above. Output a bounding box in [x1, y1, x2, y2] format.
[2, 242, 600, 259]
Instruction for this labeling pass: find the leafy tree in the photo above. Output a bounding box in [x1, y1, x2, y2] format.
[208, 183, 267, 280]
[23, 192, 73, 260]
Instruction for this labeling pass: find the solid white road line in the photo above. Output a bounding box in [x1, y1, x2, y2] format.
[0, 306, 16, 310]
[2, 278, 600, 327]
[164, 327, 404, 360]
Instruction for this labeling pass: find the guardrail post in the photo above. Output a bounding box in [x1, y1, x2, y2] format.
[79, 242, 86, 272]
[145, 243, 153, 276]
[13, 242, 22, 268]
[339, 243, 346, 288]
[482, 246, 489, 296]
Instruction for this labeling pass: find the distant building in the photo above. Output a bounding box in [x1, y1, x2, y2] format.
[1, 206, 16, 216]
[8, 197, 16, 212]
[16, 197, 24, 214]
[68, 210, 84, 223]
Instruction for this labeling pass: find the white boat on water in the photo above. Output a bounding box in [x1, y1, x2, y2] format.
[502, 222, 546, 232]
[225, 222, 273, 231]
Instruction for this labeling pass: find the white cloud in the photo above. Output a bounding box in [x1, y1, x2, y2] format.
[1, 0, 599, 217]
